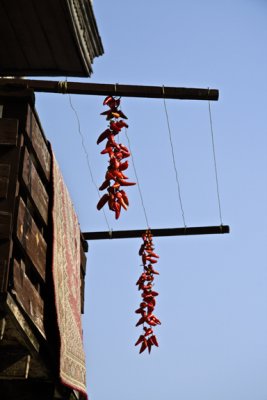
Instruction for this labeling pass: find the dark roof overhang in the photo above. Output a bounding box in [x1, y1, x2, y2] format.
[0, 0, 104, 77]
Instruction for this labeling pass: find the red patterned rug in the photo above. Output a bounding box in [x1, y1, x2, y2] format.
[51, 152, 87, 398]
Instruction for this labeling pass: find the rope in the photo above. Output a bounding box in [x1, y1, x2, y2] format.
[68, 94, 111, 231]
[58, 81, 68, 94]
[162, 86, 186, 227]
[208, 99, 223, 225]
[125, 129, 150, 229]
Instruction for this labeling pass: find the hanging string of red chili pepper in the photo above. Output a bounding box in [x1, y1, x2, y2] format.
[135, 229, 161, 354]
[96, 96, 136, 219]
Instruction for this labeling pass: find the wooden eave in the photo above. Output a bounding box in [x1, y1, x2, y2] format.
[0, 0, 104, 77]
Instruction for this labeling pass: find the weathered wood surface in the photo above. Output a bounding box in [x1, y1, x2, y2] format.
[0, 212, 12, 240]
[0, 348, 30, 379]
[4, 293, 40, 353]
[0, 78, 219, 100]
[16, 197, 47, 282]
[0, 119, 18, 146]
[22, 148, 49, 225]
[0, 313, 50, 380]
[0, 241, 12, 293]
[25, 107, 50, 182]
[0, 130, 23, 216]
[0, 164, 10, 199]
[12, 259, 45, 337]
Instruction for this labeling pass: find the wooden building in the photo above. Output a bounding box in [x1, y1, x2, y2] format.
[0, 1, 103, 398]
[0, 88, 88, 399]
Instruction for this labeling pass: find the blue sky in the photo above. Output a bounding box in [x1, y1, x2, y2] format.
[36, 1, 267, 399]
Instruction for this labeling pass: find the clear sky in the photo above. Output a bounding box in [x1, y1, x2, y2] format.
[36, 1, 267, 399]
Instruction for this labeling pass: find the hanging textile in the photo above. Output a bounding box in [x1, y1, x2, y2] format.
[51, 150, 87, 398]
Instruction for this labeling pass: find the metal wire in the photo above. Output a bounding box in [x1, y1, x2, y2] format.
[68, 94, 111, 231]
[162, 88, 186, 227]
[208, 100, 223, 225]
[125, 130, 150, 229]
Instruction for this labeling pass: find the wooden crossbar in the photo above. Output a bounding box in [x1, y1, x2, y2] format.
[82, 225, 229, 240]
[0, 78, 219, 101]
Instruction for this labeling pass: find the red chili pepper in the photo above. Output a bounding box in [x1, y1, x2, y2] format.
[108, 195, 116, 211]
[103, 96, 120, 108]
[97, 129, 112, 144]
[99, 179, 110, 191]
[118, 110, 128, 119]
[110, 158, 121, 169]
[105, 171, 115, 181]
[139, 339, 148, 354]
[118, 197, 128, 211]
[136, 315, 146, 327]
[147, 337, 153, 353]
[100, 146, 114, 156]
[135, 307, 146, 315]
[96, 193, 109, 210]
[146, 298, 156, 307]
[118, 179, 136, 186]
[114, 202, 121, 220]
[118, 144, 130, 153]
[120, 190, 129, 206]
[145, 257, 158, 264]
[116, 119, 129, 128]
[112, 182, 121, 189]
[110, 121, 122, 133]
[100, 109, 115, 120]
[144, 328, 153, 337]
[135, 335, 145, 346]
[118, 160, 129, 171]
[146, 251, 160, 258]
[112, 170, 128, 180]
[147, 265, 160, 275]
[103, 96, 114, 106]
[150, 335, 159, 347]
[147, 305, 155, 315]
[140, 301, 147, 308]
[121, 151, 131, 159]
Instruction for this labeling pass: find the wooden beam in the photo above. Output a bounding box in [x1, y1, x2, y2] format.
[82, 225, 230, 240]
[0, 78, 219, 101]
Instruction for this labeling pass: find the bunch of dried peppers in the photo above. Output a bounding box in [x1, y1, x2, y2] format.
[96, 96, 136, 219]
[97, 99, 161, 354]
[135, 230, 161, 353]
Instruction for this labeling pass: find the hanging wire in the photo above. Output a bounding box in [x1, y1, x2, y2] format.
[68, 94, 111, 231]
[162, 86, 186, 227]
[208, 99, 223, 225]
[125, 129, 150, 229]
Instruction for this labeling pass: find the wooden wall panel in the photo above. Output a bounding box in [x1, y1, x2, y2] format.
[0, 212, 12, 240]
[0, 164, 10, 199]
[0, 241, 12, 293]
[22, 148, 49, 225]
[0, 119, 18, 146]
[12, 260, 45, 337]
[16, 198, 47, 282]
[25, 107, 51, 181]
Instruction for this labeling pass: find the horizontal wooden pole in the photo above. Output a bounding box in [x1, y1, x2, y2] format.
[82, 225, 229, 240]
[0, 78, 219, 101]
